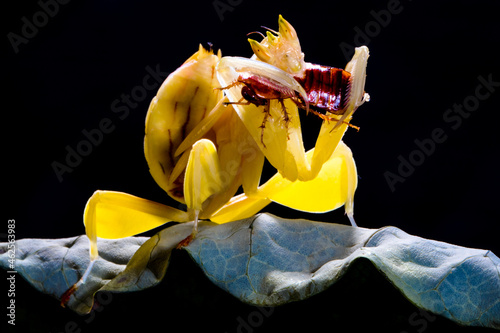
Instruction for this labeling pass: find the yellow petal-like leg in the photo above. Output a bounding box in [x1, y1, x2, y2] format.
[259, 141, 357, 221]
[213, 106, 265, 197]
[310, 122, 348, 177]
[311, 46, 369, 177]
[210, 193, 271, 223]
[200, 110, 265, 218]
[240, 145, 265, 196]
[212, 141, 357, 225]
[335, 141, 358, 226]
[184, 139, 223, 230]
[84, 190, 190, 260]
[62, 190, 190, 304]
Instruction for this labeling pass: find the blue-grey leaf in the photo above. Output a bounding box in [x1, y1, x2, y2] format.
[185, 214, 500, 329]
[1, 214, 498, 329]
[0, 236, 148, 314]
[0, 222, 193, 315]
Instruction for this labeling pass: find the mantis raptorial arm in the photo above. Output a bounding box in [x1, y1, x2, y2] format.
[216, 48, 368, 184]
[211, 141, 357, 226]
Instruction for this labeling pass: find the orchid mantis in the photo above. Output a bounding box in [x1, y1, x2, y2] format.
[62, 15, 369, 305]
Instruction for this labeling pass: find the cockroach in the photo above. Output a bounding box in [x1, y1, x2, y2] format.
[217, 57, 360, 146]
[218, 71, 299, 145]
[217, 15, 370, 146]
[294, 63, 354, 118]
[246, 27, 356, 118]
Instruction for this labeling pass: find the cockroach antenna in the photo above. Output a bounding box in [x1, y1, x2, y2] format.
[261, 26, 278, 35]
[246, 31, 265, 38]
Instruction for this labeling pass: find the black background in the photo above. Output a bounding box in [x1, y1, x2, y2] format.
[3, 0, 500, 332]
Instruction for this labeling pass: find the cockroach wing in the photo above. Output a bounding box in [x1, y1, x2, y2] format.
[216, 57, 309, 110]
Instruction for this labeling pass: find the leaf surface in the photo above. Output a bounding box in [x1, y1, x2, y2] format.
[185, 214, 500, 329]
[1, 215, 498, 329]
[0, 223, 193, 314]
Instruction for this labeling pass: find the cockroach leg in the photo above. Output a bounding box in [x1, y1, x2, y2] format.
[215, 81, 241, 91]
[278, 99, 291, 140]
[304, 107, 359, 132]
[278, 99, 290, 124]
[259, 103, 272, 147]
[224, 97, 251, 106]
